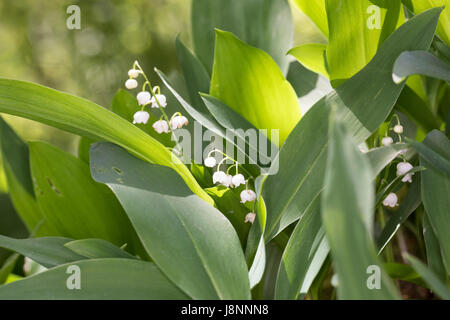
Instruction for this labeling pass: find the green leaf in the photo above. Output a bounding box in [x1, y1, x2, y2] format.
[405, 0, 450, 46]
[0, 259, 189, 300]
[29, 141, 142, 254]
[0, 118, 46, 232]
[0, 254, 20, 285]
[0, 235, 84, 268]
[288, 44, 329, 78]
[366, 144, 408, 175]
[64, 239, 137, 260]
[423, 213, 448, 282]
[405, 254, 450, 299]
[322, 117, 400, 299]
[0, 79, 212, 205]
[210, 30, 301, 145]
[175, 37, 211, 114]
[420, 131, 450, 274]
[377, 176, 422, 253]
[263, 8, 441, 241]
[77, 136, 97, 164]
[384, 262, 428, 287]
[408, 130, 450, 175]
[326, 0, 404, 85]
[292, 0, 328, 37]
[90, 142, 251, 300]
[192, 0, 294, 74]
[393, 50, 450, 84]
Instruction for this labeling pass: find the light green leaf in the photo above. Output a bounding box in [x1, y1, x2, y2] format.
[405, 0, 450, 46]
[90, 142, 251, 300]
[0, 254, 20, 285]
[326, 0, 404, 85]
[263, 8, 441, 241]
[288, 44, 329, 78]
[0, 235, 84, 268]
[322, 117, 400, 299]
[29, 141, 142, 255]
[393, 50, 450, 84]
[420, 130, 450, 274]
[210, 30, 301, 145]
[0, 79, 212, 205]
[405, 254, 450, 299]
[192, 0, 294, 74]
[0, 259, 189, 300]
[65, 239, 137, 260]
[292, 0, 328, 37]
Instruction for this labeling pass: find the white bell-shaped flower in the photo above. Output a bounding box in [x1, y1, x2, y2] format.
[204, 157, 217, 168]
[382, 137, 393, 146]
[222, 174, 234, 188]
[125, 79, 138, 89]
[240, 189, 257, 203]
[132, 111, 150, 125]
[245, 212, 256, 224]
[213, 171, 227, 184]
[383, 193, 398, 208]
[151, 94, 167, 108]
[170, 115, 189, 129]
[152, 120, 169, 134]
[128, 69, 142, 78]
[397, 162, 414, 183]
[137, 91, 151, 106]
[232, 174, 245, 187]
[393, 124, 403, 134]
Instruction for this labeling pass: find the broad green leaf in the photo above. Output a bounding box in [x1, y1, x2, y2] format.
[90, 142, 251, 300]
[210, 30, 301, 145]
[192, 0, 294, 74]
[262, 8, 441, 241]
[393, 50, 450, 84]
[408, 130, 450, 175]
[420, 130, 450, 274]
[29, 141, 142, 255]
[175, 37, 211, 114]
[0, 118, 46, 232]
[405, 0, 450, 46]
[377, 176, 422, 253]
[423, 213, 448, 282]
[405, 254, 450, 299]
[384, 262, 427, 287]
[322, 118, 399, 299]
[65, 239, 137, 260]
[111, 89, 174, 147]
[0, 235, 84, 268]
[0, 79, 213, 205]
[288, 44, 329, 78]
[251, 242, 283, 300]
[0, 259, 188, 300]
[326, 0, 404, 85]
[77, 136, 97, 164]
[366, 144, 407, 175]
[292, 0, 328, 37]
[0, 254, 19, 285]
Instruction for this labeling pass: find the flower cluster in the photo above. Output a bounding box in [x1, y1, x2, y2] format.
[125, 61, 188, 134]
[204, 149, 257, 224]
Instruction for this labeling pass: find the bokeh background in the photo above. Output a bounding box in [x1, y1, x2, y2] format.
[0, 0, 324, 191]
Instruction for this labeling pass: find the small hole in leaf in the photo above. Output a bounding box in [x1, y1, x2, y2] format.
[46, 177, 62, 195]
[112, 167, 123, 175]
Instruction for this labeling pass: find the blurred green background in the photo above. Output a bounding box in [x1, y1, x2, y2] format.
[0, 0, 324, 191]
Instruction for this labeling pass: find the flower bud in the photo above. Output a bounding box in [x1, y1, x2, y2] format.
[152, 120, 169, 134]
[393, 124, 403, 134]
[125, 79, 138, 89]
[396, 162, 414, 183]
[382, 136, 393, 146]
[132, 111, 150, 125]
[137, 91, 151, 106]
[383, 193, 398, 208]
[232, 174, 245, 187]
[204, 157, 217, 168]
[213, 171, 227, 184]
[245, 213, 256, 224]
[240, 189, 257, 203]
[128, 69, 142, 78]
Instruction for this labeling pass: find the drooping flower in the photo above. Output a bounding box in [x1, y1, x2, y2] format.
[232, 174, 245, 187]
[222, 174, 234, 188]
[132, 111, 150, 125]
[137, 91, 151, 106]
[213, 171, 227, 184]
[393, 124, 403, 134]
[204, 157, 217, 168]
[170, 115, 189, 129]
[152, 120, 169, 134]
[245, 212, 256, 224]
[125, 79, 138, 89]
[382, 136, 393, 146]
[396, 162, 414, 183]
[128, 69, 142, 78]
[383, 193, 398, 208]
[240, 189, 257, 203]
[151, 94, 167, 108]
